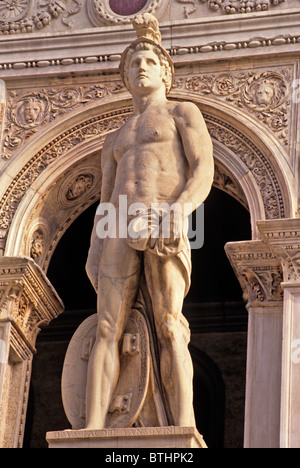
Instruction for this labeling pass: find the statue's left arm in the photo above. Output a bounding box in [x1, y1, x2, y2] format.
[173, 101, 214, 216]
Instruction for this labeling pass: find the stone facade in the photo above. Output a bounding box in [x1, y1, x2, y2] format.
[0, 0, 299, 448]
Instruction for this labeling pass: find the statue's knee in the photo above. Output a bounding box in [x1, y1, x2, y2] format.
[160, 315, 177, 342]
[97, 316, 117, 340]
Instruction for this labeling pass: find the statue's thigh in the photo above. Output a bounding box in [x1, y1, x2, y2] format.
[144, 252, 186, 320]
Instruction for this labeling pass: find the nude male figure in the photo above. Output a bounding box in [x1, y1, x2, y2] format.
[85, 15, 214, 430]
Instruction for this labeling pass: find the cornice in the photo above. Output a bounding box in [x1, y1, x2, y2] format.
[0, 10, 299, 78]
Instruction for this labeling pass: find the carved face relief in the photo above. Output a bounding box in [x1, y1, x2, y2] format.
[14, 96, 48, 129]
[30, 230, 44, 260]
[66, 174, 94, 201]
[24, 99, 43, 124]
[254, 82, 275, 106]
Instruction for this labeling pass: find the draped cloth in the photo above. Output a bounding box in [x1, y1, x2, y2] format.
[127, 207, 192, 297]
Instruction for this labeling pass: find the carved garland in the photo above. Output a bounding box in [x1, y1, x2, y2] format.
[177, 0, 286, 16]
[0, 0, 82, 35]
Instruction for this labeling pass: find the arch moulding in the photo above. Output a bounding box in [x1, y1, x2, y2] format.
[0, 91, 295, 272]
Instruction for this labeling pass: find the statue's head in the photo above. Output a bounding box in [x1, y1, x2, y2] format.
[119, 13, 174, 95]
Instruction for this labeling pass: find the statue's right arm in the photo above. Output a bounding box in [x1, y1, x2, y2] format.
[86, 131, 118, 292]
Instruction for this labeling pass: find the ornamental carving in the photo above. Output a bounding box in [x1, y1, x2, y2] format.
[0, 257, 64, 352]
[30, 229, 45, 260]
[0, 0, 32, 22]
[0, 0, 82, 35]
[174, 69, 291, 145]
[214, 163, 248, 210]
[258, 221, 300, 283]
[177, 0, 285, 16]
[0, 109, 132, 251]
[225, 241, 283, 307]
[239, 266, 283, 304]
[205, 114, 285, 219]
[0, 109, 286, 256]
[65, 174, 94, 201]
[87, 0, 161, 25]
[2, 81, 126, 160]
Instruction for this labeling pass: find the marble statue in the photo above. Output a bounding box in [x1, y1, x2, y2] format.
[84, 13, 214, 430]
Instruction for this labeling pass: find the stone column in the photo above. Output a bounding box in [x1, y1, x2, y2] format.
[258, 219, 300, 448]
[0, 256, 64, 448]
[225, 240, 283, 448]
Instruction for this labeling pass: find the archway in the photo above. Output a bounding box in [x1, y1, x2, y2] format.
[0, 93, 293, 447]
[1, 93, 295, 263]
[24, 184, 250, 448]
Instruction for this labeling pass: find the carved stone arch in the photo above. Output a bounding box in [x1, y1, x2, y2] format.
[169, 93, 295, 231]
[1, 92, 295, 269]
[2, 98, 134, 270]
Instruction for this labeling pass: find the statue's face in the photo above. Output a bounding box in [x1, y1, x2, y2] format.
[128, 49, 164, 95]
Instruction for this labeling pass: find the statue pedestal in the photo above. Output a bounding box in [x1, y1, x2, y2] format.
[46, 427, 207, 449]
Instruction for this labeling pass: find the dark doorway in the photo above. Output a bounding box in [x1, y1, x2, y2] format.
[24, 186, 251, 448]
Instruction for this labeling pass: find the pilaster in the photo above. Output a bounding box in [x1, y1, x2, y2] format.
[258, 219, 300, 448]
[225, 240, 283, 448]
[0, 256, 64, 448]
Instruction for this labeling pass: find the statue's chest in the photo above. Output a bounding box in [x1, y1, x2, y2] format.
[113, 111, 176, 162]
[136, 112, 175, 144]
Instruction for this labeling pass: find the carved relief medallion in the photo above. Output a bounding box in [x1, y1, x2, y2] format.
[88, 0, 161, 25]
[11, 94, 50, 129]
[0, 0, 32, 22]
[65, 174, 94, 202]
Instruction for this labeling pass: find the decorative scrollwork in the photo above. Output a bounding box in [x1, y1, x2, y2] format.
[175, 69, 291, 145]
[2, 81, 126, 160]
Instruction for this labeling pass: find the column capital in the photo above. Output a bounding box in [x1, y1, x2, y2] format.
[225, 240, 283, 308]
[257, 219, 300, 283]
[0, 256, 64, 358]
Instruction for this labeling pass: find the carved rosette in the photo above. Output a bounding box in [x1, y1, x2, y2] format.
[0, 257, 64, 356]
[0, 0, 32, 22]
[225, 240, 283, 307]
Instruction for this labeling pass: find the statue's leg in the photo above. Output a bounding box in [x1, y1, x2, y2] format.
[85, 236, 141, 429]
[144, 252, 196, 427]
